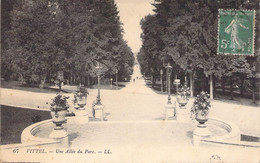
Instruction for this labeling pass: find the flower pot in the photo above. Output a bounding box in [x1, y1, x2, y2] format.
[195, 110, 208, 127]
[50, 110, 67, 124]
[177, 96, 189, 108]
[76, 96, 87, 108]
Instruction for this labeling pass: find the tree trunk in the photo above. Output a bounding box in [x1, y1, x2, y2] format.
[230, 77, 233, 100]
[252, 79, 256, 104]
[204, 77, 208, 92]
[87, 76, 90, 86]
[240, 76, 244, 96]
[39, 75, 46, 89]
[70, 74, 73, 85]
[151, 75, 154, 88]
[73, 73, 76, 85]
[210, 74, 213, 99]
[190, 72, 194, 97]
[58, 80, 62, 92]
[222, 77, 226, 93]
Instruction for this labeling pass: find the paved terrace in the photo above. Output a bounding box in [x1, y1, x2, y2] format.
[1, 64, 260, 162]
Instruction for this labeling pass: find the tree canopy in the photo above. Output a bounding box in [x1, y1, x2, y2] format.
[1, 0, 134, 87]
[138, 0, 259, 95]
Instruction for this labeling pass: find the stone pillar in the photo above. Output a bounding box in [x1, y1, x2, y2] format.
[49, 123, 69, 148]
[193, 121, 211, 146]
[94, 104, 104, 121]
[165, 102, 176, 120]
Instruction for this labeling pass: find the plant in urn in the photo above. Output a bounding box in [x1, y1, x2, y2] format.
[177, 82, 191, 109]
[190, 91, 211, 127]
[74, 85, 89, 109]
[49, 93, 69, 137]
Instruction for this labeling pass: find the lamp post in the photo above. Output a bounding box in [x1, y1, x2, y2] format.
[94, 62, 105, 121]
[160, 69, 163, 92]
[116, 69, 118, 90]
[165, 63, 172, 104]
[164, 62, 175, 120]
[95, 62, 103, 105]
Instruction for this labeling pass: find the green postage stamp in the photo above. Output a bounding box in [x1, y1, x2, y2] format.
[218, 9, 255, 56]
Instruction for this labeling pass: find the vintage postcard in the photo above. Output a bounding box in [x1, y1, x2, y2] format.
[1, 0, 259, 162]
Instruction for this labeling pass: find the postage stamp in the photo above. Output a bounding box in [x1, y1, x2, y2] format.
[218, 9, 255, 56]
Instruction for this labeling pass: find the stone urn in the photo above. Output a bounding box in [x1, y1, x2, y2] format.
[49, 93, 69, 147]
[195, 110, 209, 127]
[177, 96, 189, 109]
[76, 95, 87, 108]
[50, 110, 67, 128]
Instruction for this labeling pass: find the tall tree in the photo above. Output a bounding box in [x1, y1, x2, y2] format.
[3, 0, 134, 87]
[138, 0, 259, 98]
[5, 0, 67, 88]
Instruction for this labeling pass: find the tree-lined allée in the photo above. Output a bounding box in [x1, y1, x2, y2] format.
[137, 0, 259, 102]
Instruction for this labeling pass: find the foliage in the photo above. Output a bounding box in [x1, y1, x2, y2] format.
[2, 0, 134, 86]
[137, 0, 259, 95]
[57, 0, 134, 82]
[4, 0, 66, 86]
[73, 85, 89, 104]
[177, 83, 191, 100]
[50, 93, 70, 112]
[190, 91, 211, 119]
[75, 86, 89, 97]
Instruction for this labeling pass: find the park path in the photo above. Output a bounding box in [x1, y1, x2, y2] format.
[96, 63, 167, 121]
[0, 63, 259, 136]
[91, 63, 260, 136]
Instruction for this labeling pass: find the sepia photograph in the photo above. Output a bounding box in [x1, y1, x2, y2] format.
[1, 0, 259, 162]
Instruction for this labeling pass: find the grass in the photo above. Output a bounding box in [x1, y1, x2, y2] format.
[0, 105, 51, 145]
[1, 80, 127, 93]
[241, 134, 260, 142]
[145, 81, 260, 105]
[1, 80, 69, 93]
[89, 82, 126, 90]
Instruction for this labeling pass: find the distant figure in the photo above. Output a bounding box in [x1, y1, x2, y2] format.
[133, 78, 135, 83]
[137, 77, 138, 80]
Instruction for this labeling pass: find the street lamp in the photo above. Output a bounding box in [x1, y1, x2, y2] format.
[165, 63, 172, 104]
[164, 62, 175, 120]
[115, 69, 118, 90]
[94, 62, 105, 121]
[95, 62, 103, 105]
[160, 69, 163, 92]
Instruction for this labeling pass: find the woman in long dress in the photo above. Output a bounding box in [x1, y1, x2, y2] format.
[224, 16, 249, 52]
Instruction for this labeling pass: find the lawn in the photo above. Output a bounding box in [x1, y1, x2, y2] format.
[1, 80, 68, 93]
[1, 105, 51, 145]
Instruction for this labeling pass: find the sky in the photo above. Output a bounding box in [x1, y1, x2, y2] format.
[114, 0, 155, 53]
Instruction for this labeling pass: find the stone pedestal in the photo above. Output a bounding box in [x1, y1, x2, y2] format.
[193, 122, 211, 146]
[74, 108, 89, 124]
[165, 103, 175, 120]
[49, 125, 69, 148]
[177, 108, 190, 122]
[94, 104, 104, 121]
